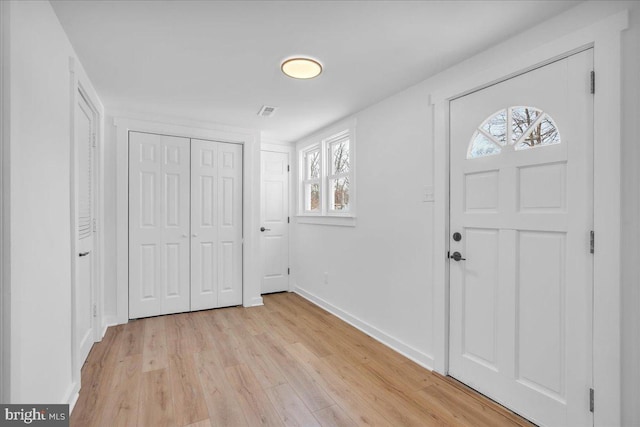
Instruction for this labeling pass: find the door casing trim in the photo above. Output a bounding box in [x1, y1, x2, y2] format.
[430, 10, 628, 427]
[0, 0, 11, 405]
[68, 57, 105, 410]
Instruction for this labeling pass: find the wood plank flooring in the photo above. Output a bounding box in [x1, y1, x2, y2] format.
[71, 292, 534, 427]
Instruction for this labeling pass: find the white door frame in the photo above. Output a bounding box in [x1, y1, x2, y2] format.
[260, 142, 294, 293]
[0, 0, 10, 404]
[114, 117, 263, 324]
[69, 57, 105, 403]
[430, 11, 628, 427]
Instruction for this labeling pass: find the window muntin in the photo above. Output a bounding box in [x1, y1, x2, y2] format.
[468, 106, 561, 159]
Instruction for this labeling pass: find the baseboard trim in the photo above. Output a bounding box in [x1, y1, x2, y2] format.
[64, 381, 80, 412]
[101, 316, 120, 341]
[294, 286, 435, 370]
[245, 296, 264, 307]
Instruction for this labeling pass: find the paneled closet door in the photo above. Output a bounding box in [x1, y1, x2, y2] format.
[216, 142, 243, 307]
[191, 139, 243, 310]
[129, 132, 191, 319]
[190, 139, 219, 310]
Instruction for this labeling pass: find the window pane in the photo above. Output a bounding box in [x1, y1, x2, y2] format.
[305, 150, 320, 179]
[329, 177, 349, 211]
[511, 106, 542, 144]
[468, 131, 501, 159]
[305, 183, 320, 212]
[481, 109, 507, 146]
[330, 140, 349, 175]
[515, 114, 561, 150]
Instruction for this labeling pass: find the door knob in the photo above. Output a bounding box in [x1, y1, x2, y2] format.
[192, 233, 198, 237]
[449, 251, 466, 261]
[78, 251, 90, 257]
[260, 227, 271, 232]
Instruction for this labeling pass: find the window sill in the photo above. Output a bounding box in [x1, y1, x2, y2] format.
[295, 215, 357, 227]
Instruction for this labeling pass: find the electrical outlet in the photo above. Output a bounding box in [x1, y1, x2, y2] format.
[323, 272, 329, 284]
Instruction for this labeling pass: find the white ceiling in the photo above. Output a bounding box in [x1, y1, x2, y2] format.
[51, 0, 581, 142]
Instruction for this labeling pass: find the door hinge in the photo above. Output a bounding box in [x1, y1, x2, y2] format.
[590, 230, 595, 254]
[287, 216, 290, 223]
[590, 71, 595, 94]
[287, 165, 290, 172]
[92, 303, 97, 318]
[93, 218, 97, 232]
[288, 268, 290, 275]
[590, 388, 594, 412]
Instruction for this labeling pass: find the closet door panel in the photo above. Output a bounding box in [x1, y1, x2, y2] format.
[191, 139, 219, 310]
[129, 132, 190, 318]
[129, 133, 162, 318]
[217, 143, 243, 307]
[161, 137, 191, 315]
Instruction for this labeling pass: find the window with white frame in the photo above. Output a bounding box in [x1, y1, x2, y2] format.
[297, 123, 355, 220]
[302, 146, 321, 212]
[326, 133, 350, 212]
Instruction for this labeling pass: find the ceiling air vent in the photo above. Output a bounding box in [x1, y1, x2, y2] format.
[257, 105, 278, 118]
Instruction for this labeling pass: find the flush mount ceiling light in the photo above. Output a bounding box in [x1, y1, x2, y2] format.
[281, 57, 323, 79]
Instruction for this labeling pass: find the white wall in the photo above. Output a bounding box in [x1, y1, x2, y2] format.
[8, 0, 102, 404]
[291, 1, 640, 424]
[293, 87, 435, 365]
[102, 117, 117, 322]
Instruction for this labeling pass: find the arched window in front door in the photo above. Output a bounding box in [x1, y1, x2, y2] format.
[467, 106, 561, 159]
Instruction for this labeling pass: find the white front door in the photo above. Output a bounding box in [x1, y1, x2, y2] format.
[191, 139, 243, 310]
[129, 132, 191, 318]
[260, 150, 290, 294]
[75, 90, 96, 365]
[449, 50, 593, 427]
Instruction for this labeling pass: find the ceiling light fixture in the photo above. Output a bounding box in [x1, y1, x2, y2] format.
[281, 57, 323, 79]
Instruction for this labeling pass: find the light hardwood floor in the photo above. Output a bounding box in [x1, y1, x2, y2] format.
[71, 292, 534, 427]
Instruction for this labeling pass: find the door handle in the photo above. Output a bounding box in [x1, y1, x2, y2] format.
[260, 227, 271, 232]
[79, 251, 90, 257]
[448, 251, 466, 261]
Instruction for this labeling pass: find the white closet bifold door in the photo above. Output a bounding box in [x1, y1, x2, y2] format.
[129, 132, 191, 318]
[191, 139, 243, 310]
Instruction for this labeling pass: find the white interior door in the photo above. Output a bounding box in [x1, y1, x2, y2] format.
[129, 132, 191, 318]
[449, 50, 593, 427]
[260, 150, 290, 294]
[75, 90, 95, 365]
[191, 139, 243, 310]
